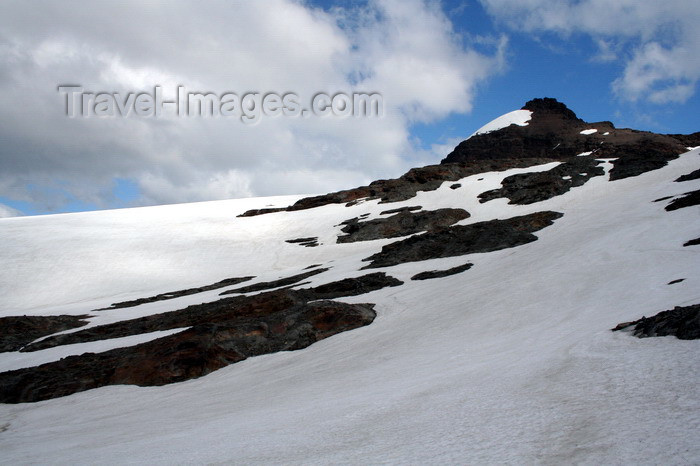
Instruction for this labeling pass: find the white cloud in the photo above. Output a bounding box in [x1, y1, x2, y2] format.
[0, 203, 21, 218]
[0, 0, 504, 213]
[480, 0, 700, 103]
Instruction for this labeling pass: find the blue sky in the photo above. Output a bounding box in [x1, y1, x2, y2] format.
[0, 0, 698, 217]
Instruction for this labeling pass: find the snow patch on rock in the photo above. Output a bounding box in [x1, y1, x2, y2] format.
[470, 110, 532, 138]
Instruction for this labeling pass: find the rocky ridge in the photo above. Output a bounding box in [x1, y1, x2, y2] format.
[240, 98, 697, 217]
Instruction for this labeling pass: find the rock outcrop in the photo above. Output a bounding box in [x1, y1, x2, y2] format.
[665, 189, 700, 211]
[675, 169, 700, 182]
[0, 315, 89, 352]
[220, 268, 329, 296]
[238, 158, 556, 216]
[362, 211, 563, 269]
[478, 157, 605, 205]
[442, 98, 689, 182]
[410, 263, 473, 280]
[612, 304, 700, 340]
[337, 208, 470, 243]
[286, 237, 320, 247]
[99, 276, 255, 310]
[239, 98, 696, 217]
[21, 273, 402, 354]
[0, 297, 376, 403]
[1, 269, 405, 402]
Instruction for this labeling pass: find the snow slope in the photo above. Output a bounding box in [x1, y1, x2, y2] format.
[470, 109, 532, 137]
[0, 150, 699, 464]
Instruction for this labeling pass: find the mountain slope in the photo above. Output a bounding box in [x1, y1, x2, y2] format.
[0, 99, 698, 464]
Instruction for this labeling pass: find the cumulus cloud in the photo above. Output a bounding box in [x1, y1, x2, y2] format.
[0, 0, 504, 213]
[0, 203, 21, 218]
[479, 0, 700, 103]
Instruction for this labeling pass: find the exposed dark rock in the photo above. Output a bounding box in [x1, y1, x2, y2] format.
[337, 208, 470, 243]
[238, 158, 559, 216]
[666, 132, 700, 147]
[612, 304, 700, 340]
[684, 237, 700, 247]
[411, 263, 473, 280]
[237, 207, 286, 217]
[297, 272, 403, 300]
[286, 237, 319, 247]
[443, 98, 601, 163]
[653, 196, 674, 202]
[442, 98, 690, 182]
[304, 264, 323, 270]
[286, 237, 317, 243]
[665, 190, 700, 211]
[675, 168, 700, 182]
[379, 206, 422, 215]
[606, 138, 687, 181]
[450, 183, 461, 189]
[2, 267, 411, 402]
[668, 279, 685, 285]
[22, 271, 401, 353]
[0, 298, 376, 403]
[0, 315, 89, 352]
[220, 268, 329, 295]
[361, 211, 563, 269]
[238, 99, 695, 219]
[99, 276, 255, 310]
[24, 290, 302, 352]
[478, 157, 604, 205]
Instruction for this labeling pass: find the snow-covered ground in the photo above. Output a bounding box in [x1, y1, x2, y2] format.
[470, 109, 532, 137]
[0, 150, 699, 464]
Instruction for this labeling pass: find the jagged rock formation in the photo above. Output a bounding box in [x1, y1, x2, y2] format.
[478, 157, 605, 205]
[237, 206, 286, 217]
[337, 208, 470, 243]
[612, 304, 700, 340]
[665, 189, 700, 211]
[1, 272, 404, 403]
[0, 298, 376, 403]
[379, 206, 421, 215]
[684, 237, 700, 247]
[22, 273, 401, 353]
[99, 276, 255, 310]
[362, 211, 563, 269]
[238, 158, 554, 216]
[411, 263, 473, 280]
[676, 169, 700, 182]
[443, 98, 689, 181]
[296, 272, 403, 300]
[286, 237, 320, 247]
[0, 315, 89, 352]
[239, 98, 695, 217]
[220, 268, 329, 295]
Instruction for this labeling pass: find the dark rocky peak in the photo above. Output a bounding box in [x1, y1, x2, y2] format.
[522, 97, 581, 121]
[441, 98, 687, 177]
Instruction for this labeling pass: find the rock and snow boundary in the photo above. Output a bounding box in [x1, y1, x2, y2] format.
[0, 99, 698, 464]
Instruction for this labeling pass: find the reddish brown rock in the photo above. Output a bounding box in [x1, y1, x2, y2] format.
[0, 299, 376, 403]
[0, 315, 89, 352]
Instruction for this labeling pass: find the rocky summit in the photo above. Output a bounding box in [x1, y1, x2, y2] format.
[0, 98, 698, 464]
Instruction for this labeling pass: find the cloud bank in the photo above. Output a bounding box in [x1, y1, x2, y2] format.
[0, 0, 504, 213]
